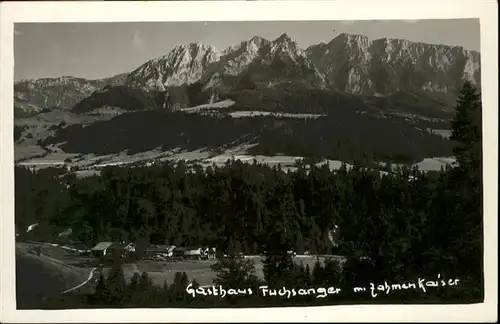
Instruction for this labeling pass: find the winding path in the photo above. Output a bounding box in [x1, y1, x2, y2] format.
[61, 267, 97, 294]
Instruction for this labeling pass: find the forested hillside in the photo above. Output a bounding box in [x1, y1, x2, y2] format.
[40, 102, 453, 164]
[17, 82, 483, 307]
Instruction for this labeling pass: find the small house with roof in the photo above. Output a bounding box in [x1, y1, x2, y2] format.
[165, 245, 176, 257]
[91, 242, 115, 257]
[172, 246, 188, 257]
[184, 247, 203, 260]
[123, 242, 136, 253]
[92, 241, 134, 259]
[145, 244, 176, 258]
[201, 247, 217, 260]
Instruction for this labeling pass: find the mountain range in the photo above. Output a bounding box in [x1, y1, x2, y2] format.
[14, 32, 479, 168]
[14, 32, 481, 118]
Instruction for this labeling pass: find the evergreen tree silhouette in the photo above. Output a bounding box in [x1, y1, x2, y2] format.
[446, 81, 483, 300]
[105, 258, 126, 306]
[210, 247, 258, 288]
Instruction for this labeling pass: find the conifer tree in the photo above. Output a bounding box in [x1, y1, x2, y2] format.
[312, 259, 323, 285]
[129, 272, 140, 288]
[322, 258, 343, 286]
[180, 271, 189, 289]
[304, 264, 312, 286]
[125, 272, 141, 304]
[105, 260, 127, 305]
[262, 217, 295, 287]
[169, 272, 189, 304]
[191, 278, 200, 289]
[450, 81, 482, 173]
[210, 251, 258, 287]
[447, 81, 483, 299]
[162, 279, 169, 294]
[94, 272, 107, 303]
[138, 272, 152, 292]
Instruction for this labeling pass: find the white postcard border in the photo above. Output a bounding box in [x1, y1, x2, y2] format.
[1, 0, 497, 322]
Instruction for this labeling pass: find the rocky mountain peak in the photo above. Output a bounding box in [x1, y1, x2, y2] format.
[265, 32, 306, 61]
[305, 32, 481, 96]
[330, 33, 370, 46]
[249, 35, 269, 46]
[125, 42, 221, 90]
[203, 36, 272, 89]
[14, 32, 481, 116]
[275, 32, 293, 43]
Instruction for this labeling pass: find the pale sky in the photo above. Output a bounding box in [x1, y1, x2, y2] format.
[14, 19, 480, 81]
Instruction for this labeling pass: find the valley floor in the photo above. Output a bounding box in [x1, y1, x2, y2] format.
[16, 144, 456, 179]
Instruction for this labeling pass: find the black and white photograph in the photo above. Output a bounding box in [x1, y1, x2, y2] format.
[1, 0, 497, 322]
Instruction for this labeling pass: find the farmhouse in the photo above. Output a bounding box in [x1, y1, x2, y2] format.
[79, 249, 92, 257]
[173, 246, 188, 257]
[91, 242, 115, 257]
[165, 245, 176, 257]
[92, 241, 135, 259]
[145, 245, 164, 256]
[201, 247, 217, 260]
[145, 244, 176, 258]
[184, 247, 203, 260]
[123, 242, 136, 253]
[142, 245, 217, 260]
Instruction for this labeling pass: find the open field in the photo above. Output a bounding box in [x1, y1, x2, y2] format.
[180, 99, 236, 113]
[103, 255, 345, 287]
[229, 111, 326, 119]
[16, 140, 457, 176]
[17, 242, 345, 288]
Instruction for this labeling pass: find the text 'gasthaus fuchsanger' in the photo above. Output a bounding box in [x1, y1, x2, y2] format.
[185, 284, 342, 299]
[185, 274, 460, 299]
